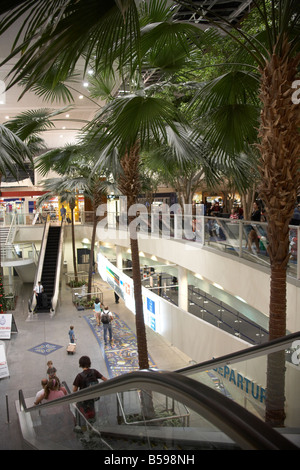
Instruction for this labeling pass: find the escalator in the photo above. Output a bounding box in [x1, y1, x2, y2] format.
[38, 226, 61, 312]
[30, 220, 64, 315]
[17, 333, 300, 450]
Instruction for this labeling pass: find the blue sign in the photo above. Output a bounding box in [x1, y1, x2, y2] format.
[147, 298, 155, 315]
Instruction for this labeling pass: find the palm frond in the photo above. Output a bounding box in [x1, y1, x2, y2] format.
[5, 107, 72, 141]
[87, 93, 185, 154]
[0, 124, 32, 178]
[1, 0, 141, 95]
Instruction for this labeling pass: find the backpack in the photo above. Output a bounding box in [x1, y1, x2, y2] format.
[101, 311, 110, 324]
[80, 369, 98, 389]
[78, 369, 99, 413]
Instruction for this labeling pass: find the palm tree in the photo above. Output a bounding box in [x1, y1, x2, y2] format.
[37, 176, 81, 283]
[173, 0, 300, 426]
[2, 1, 298, 421]
[35, 144, 111, 297]
[85, 90, 201, 369]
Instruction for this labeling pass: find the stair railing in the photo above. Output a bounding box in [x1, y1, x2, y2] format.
[6, 213, 17, 245]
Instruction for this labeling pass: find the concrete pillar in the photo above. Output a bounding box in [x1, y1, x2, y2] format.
[178, 266, 188, 311]
[116, 245, 123, 270]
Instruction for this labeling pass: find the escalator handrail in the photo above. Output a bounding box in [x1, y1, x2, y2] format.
[176, 330, 300, 376]
[19, 369, 297, 450]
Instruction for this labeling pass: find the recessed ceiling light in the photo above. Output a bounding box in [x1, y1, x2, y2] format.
[83, 82, 89, 87]
[66, 114, 70, 118]
[79, 95, 83, 99]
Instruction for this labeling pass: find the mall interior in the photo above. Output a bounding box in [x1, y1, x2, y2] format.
[0, 0, 299, 452]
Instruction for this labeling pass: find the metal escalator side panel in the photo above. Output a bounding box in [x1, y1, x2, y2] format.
[30, 220, 50, 312]
[50, 220, 65, 314]
[18, 370, 297, 450]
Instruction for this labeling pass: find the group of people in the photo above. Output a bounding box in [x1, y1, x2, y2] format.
[93, 298, 114, 345]
[34, 356, 108, 407]
[67, 298, 114, 348]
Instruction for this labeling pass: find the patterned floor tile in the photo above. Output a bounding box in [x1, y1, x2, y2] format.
[28, 342, 63, 356]
[84, 313, 156, 378]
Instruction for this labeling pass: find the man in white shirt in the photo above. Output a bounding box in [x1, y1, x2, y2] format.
[34, 281, 43, 308]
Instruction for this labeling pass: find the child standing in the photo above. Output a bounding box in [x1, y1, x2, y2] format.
[69, 325, 75, 343]
[46, 360, 57, 379]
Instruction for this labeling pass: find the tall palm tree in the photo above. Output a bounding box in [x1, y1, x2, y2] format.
[2, 1, 298, 422]
[37, 176, 81, 282]
[35, 144, 111, 296]
[173, 0, 300, 426]
[85, 90, 202, 369]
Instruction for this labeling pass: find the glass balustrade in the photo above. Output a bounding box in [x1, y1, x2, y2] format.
[178, 332, 300, 441]
[1, 210, 298, 279]
[18, 362, 298, 451]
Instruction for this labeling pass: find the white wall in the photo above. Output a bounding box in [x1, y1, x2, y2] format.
[15, 224, 300, 333]
[99, 228, 300, 334]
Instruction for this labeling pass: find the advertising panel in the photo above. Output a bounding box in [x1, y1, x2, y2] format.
[0, 343, 9, 379]
[0, 314, 12, 339]
[97, 252, 135, 313]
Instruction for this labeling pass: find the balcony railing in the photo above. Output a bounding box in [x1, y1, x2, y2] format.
[1, 209, 299, 280]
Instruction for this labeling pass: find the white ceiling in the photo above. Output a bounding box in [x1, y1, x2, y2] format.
[0, 19, 105, 148]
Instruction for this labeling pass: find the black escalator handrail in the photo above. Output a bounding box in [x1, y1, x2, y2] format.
[19, 369, 296, 450]
[19, 389, 27, 411]
[176, 331, 300, 375]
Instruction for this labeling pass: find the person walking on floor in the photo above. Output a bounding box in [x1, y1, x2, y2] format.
[93, 298, 102, 326]
[101, 306, 113, 345]
[68, 325, 75, 343]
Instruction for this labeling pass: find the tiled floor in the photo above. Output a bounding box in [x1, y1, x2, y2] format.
[0, 276, 191, 450]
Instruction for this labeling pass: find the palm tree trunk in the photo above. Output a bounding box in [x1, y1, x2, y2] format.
[129, 225, 149, 369]
[118, 144, 150, 370]
[258, 38, 300, 426]
[69, 202, 78, 283]
[87, 212, 97, 298]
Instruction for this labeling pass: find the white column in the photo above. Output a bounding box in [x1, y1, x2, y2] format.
[178, 266, 188, 311]
[116, 245, 123, 270]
